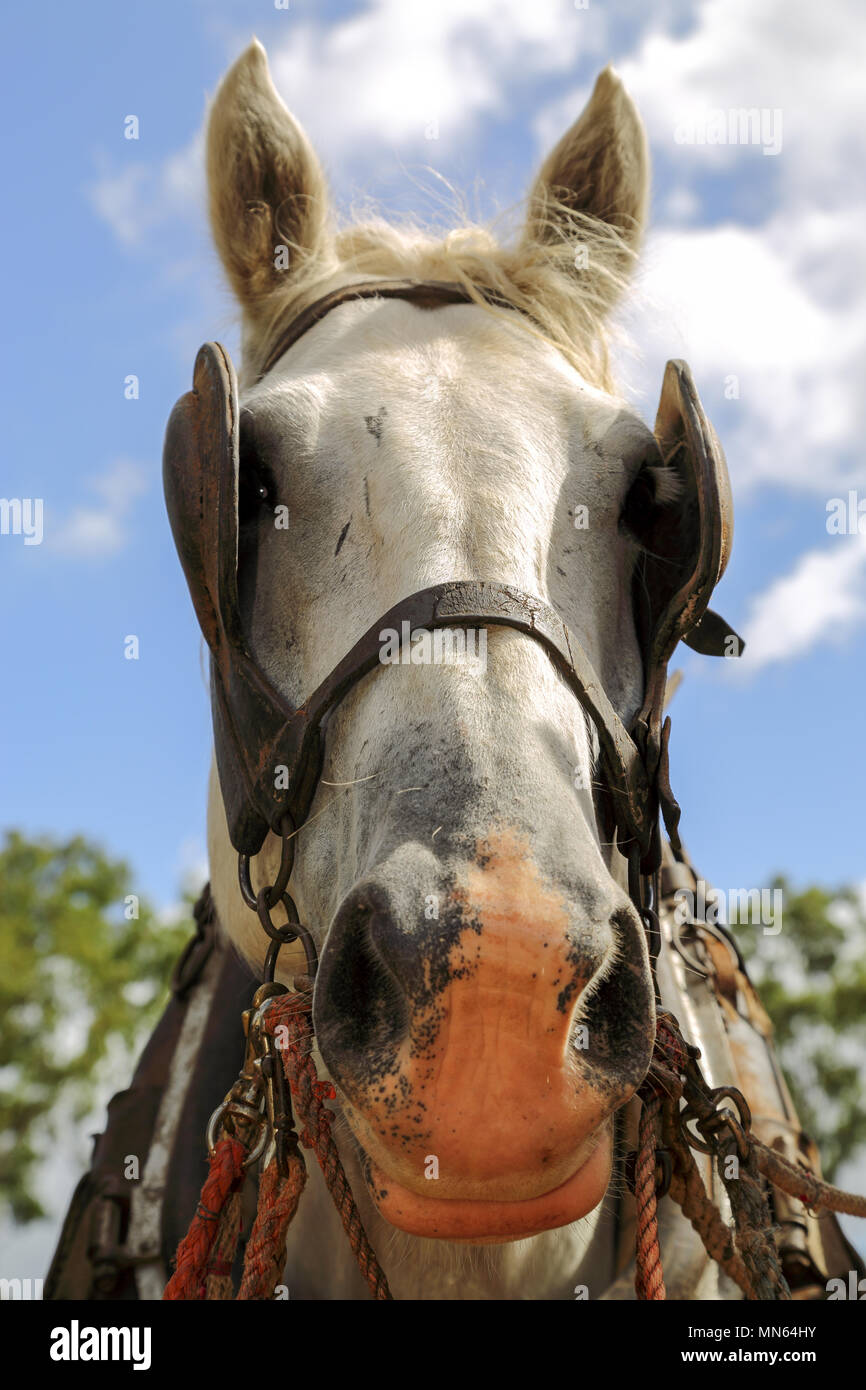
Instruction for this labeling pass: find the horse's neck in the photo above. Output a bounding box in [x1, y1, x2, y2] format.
[280, 1111, 618, 1300]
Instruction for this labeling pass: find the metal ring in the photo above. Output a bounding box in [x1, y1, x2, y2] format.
[671, 919, 745, 982]
[623, 1146, 672, 1199]
[680, 1113, 714, 1156]
[263, 932, 292, 985]
[263, 927, 316, 986]
[256, 887, 299, 941]
[655, 1147, 673, 1199]
[641, 906, 661, 964]
[701, 1112, 750, 1166]
[707, 919, 747, 975]
[682, 1087, 753, 1160]
[670, 920, 712, 979]
[266, 816, 297, 904]
[237, 815, 296, 911]
[256, 891, 319, 979]
[205, 1101, 270, 1169]
[705, 1085, 752, 1136]
[238, 854, 257, 910]
[205, 1102, 225, 1156]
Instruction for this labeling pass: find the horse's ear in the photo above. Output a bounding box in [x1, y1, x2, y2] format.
[523, 66, 648, 301]
[207, 39, 330, 312]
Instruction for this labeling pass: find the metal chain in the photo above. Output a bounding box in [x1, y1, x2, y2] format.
[237, 820, 318, 985]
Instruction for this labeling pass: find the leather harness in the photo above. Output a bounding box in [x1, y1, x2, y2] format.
[64, 277, 866, 1302]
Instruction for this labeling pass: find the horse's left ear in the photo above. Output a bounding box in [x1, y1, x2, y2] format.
[522, 66, 648, 305]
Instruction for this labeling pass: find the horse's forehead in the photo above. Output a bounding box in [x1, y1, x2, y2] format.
[247, 298, 630, 448]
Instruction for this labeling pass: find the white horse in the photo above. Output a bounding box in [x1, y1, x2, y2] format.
[203, 40, 729, 1300]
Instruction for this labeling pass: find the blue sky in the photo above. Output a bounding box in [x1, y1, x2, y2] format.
[2, 0, 864, 916]
[2, 0, 865, 1277]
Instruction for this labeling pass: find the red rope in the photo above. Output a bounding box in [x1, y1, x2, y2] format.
[262, 993, 393, 1300]
[166, 992, 392, 1299]
[163, 1137, 246, 1300]
[634, 1093, 666, 1300]
[237, 1153, 306, 1300]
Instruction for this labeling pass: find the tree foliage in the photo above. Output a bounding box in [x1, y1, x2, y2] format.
[0, 831, 191, 1223]
[734, 875, 866, 1181]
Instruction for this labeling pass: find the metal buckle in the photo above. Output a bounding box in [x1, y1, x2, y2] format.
[249, 988, 299, 1177]
[670, 916, 745, 986]
[680, 1083, 752, 1163]
[205, 980, 298, 1175]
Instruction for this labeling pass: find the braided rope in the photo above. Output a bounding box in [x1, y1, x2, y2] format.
[649, 1016, 785, 1301]
[754, 1142, 866, 1219]
[237, 1153, 306, 1300]
[263, 993, 393, 1300]
[718, 1136, 790, 1301]
[667, 1142, 753, 1297]
[634, 1094, 666, 1300]
[163, 1137, 246, 1300]
[649, 1013, 794, 1301]
[205, 1188, 242, 1300]
[656, 1088, 754, 1297]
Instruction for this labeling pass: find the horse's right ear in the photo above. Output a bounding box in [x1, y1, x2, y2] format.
[207, 39, 330, 312]
[522, 66, 648, 303]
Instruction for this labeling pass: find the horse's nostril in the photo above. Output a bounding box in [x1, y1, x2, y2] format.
[315, 888, 408, 1065]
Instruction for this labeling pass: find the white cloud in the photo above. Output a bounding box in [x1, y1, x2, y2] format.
[89, 1, 609, 245]
[739, 532, 866, 671]
[661, 185, 701, 224]
[572, 0, 866, 506]
[89, 165, 150, 247]
[154, 836, 209, 925]
[176, 835, 209, 893]
[267, 0, 607, 168]
[52, 459, 149, 558]
[615, 0, 866, 193]
[88, 133, 204, 248]
[618, 215, 866, 495]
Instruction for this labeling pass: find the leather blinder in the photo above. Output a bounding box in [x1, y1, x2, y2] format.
[628, 360, 744, 738]
[163, 343, 243, 656]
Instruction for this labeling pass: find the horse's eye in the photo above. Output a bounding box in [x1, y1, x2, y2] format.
[620, 465, 658, 545]
[238, 418, 273, 525]
[619, 439, 672, 547]
[238, 467, 271, 525]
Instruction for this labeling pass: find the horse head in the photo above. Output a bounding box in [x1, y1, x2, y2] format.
[166, 41, 733, 1245]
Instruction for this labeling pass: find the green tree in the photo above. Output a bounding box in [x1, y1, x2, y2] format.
[0, 831, 192, 1222]
[734, 875, 866, 1180]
